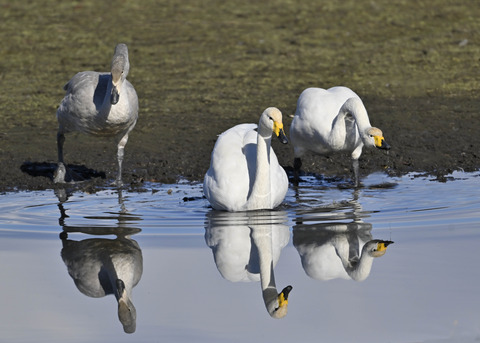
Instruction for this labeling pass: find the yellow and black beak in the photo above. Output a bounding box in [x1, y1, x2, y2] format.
[274, 122, 288, 144]
[377, 240, 394, 252]
[278, 285, 293, 307]
[371, 240, 394, 257]
[374, 135, 390, 150]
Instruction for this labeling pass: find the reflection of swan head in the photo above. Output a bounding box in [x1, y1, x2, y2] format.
[116, 279, 136, 334]
[267, 285, 293, 319]
[363, 240, 394, 258]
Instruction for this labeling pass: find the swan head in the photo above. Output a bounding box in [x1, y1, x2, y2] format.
[116, 279, 137, 333]
[363, 239, 394, 258]
[365, 127, 390, 150]
[110, 43, 130, 105]
[267, 285, 293, 319]
[259, 107, 288, 144]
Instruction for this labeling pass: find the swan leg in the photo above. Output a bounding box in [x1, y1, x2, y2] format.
[293, 157, 302, 183]
[113, 133, 129, 186]
[352, 158, 360, 187]
[54, 132, 66, 183]
[57, 132, 65, 164]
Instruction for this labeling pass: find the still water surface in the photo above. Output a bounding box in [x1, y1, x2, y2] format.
[0, 172, 479, 343]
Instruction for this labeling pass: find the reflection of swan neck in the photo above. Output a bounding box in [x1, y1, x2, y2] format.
[116, 279, 136, 333]
[344, 240, 393, 282]
[252, 226, 291, 318]
[346, 253, 375, 282]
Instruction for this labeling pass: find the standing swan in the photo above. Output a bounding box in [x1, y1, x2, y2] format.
[203, 107, 288, 212]
[290, 86, 390, 186]
[54, 43, 139, 186]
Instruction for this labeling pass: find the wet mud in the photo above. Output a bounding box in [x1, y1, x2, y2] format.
[1, 1, 479, 192]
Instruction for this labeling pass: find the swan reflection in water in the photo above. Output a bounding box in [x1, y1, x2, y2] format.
[293, 192, 393, 282]
[205, 210, 292, 318]
[56, 188, 143, 333]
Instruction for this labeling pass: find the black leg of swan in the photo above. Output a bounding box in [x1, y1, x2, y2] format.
[352, 159, 360, 188]
[293, 157, 302, 184]
[57, 132, 65, 164]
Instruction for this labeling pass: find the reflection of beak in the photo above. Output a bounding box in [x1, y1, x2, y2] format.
[111, 85, 119, 105]
[375, 136, 390, 150]
[377, 240, 394, 252]
[278, 285, 293, 307]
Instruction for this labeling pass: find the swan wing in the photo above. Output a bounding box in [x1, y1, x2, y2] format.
[290, 86, 361, 155]
[204, 123, 257, 211]
[57, 72, 109, 132]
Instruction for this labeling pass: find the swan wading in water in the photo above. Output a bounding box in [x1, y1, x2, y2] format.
[54, 43, 138, 186]
[203, 107, 288, 212]
[289, 86, 390, 186]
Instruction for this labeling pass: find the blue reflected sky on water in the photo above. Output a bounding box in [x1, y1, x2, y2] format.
[0, 172, 479, 343]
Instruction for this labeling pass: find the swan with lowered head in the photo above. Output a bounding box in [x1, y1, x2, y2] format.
[54, 43, 138, 186]
[290, 86, 390, 186]
[203, 107, 289, 212]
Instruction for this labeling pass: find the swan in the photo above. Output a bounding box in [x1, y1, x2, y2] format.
[54, 43, 139, 186]
[289, 86, 390, 186]
[203, 107, 289, 212]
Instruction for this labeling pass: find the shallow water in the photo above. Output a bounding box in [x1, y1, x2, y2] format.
[0, 172, 479, 343]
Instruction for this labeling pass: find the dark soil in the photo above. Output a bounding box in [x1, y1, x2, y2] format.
[1, 0, 479, 192]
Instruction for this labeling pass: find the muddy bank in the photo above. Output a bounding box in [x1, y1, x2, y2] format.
[1, 0, 479, 192]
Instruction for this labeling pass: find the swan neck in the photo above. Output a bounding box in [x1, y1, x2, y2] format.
[339, 97, 372, 134]
[246, 133, 272, 210]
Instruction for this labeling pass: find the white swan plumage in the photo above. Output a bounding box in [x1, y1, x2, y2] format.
[203, 107, 289, 212]
[290, 86, 390, 185]
[54, 43, 138, 186]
